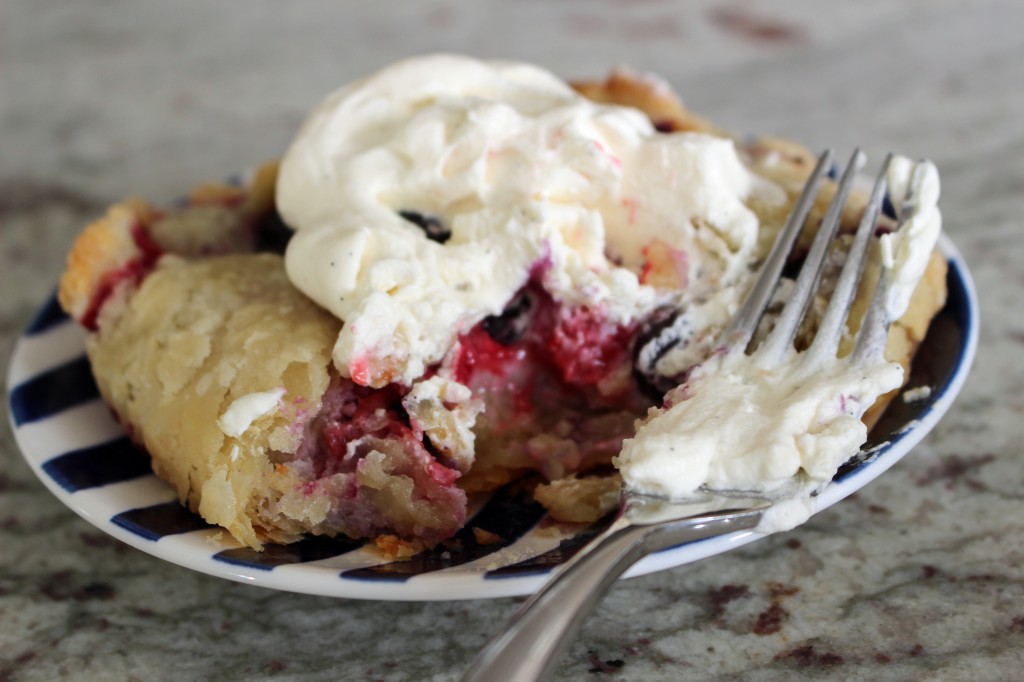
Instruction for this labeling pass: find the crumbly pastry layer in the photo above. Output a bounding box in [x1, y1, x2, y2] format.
[59, 58, 948, 550]
[87, 253, 339, 548]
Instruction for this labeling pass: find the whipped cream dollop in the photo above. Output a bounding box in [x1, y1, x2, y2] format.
[277, 54, 775, 387]
[616, 160, 942, 532]
[616, 350, 904, 531]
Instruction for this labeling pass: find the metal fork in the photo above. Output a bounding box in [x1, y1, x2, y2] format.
[462, 148, 906, 682]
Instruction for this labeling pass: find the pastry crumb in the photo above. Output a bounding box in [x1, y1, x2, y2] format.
[535, 474, 622, 523]
[902, 385, 932, 403]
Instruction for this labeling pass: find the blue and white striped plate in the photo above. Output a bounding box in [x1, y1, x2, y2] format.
[6, 235, 976, 601]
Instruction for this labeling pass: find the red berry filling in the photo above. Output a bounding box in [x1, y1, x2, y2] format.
[292, 375, 467, 542]
[81, 223, 164, 331]
[288, 265, 657, 539]
[452, 273, 652, 487]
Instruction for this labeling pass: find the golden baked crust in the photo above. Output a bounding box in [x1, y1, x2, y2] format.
[62, 159, 471, 552]
[58, 199, 159, 326]
[533, 474, 622, 524]
[572, 67, 720, 135]
[83, 251, 471, 552]
[862, 248, 948, 429]
[59, 163, 279, 329]
[88, 253, 340, 548]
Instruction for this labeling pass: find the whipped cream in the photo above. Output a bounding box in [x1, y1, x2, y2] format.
[218, 389, 286, 439]
[277, 54, 775, 387]
[616, 350, 903, 531]
[616, 160, 942, 532]
[880, 158, 941, 320]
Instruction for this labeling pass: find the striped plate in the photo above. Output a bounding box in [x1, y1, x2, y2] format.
[6, 235, 976, 601]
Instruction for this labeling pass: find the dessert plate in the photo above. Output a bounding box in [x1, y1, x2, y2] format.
[6, 235, 976, 601]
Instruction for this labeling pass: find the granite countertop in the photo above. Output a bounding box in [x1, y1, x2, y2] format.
[2, 1, 1023, 680]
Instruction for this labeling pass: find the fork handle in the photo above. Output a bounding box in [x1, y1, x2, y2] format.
[461, 509, 764, 682]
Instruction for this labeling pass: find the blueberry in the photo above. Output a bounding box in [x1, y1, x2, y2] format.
[632, 306, 684, 397]
[882, 192, 897, 220]
[255, 208, 293, 254]
[398, 210, 452, 244]
[482, 290, 533, 345]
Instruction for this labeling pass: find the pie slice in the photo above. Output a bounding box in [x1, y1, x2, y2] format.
[59, 179, 475, 552]
[57, 62, 948, 552]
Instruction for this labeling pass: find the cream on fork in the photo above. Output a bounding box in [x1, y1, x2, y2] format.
[463, 149, 933, 682]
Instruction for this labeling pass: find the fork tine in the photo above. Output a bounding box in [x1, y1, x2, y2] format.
[852, 159, 929, 363]
[756, 148, 865, 368]
[721, 149, 834, 351]
[803, 153, 892, 367]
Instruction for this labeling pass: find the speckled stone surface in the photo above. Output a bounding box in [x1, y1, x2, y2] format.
[2, 1, 1023, 680]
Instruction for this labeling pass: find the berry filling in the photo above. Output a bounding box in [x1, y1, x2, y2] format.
[81, 223, 164, 331]
[283, 265, 658, 541]
[289, 375, 467, 543]
[452, 274, 653, 489]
